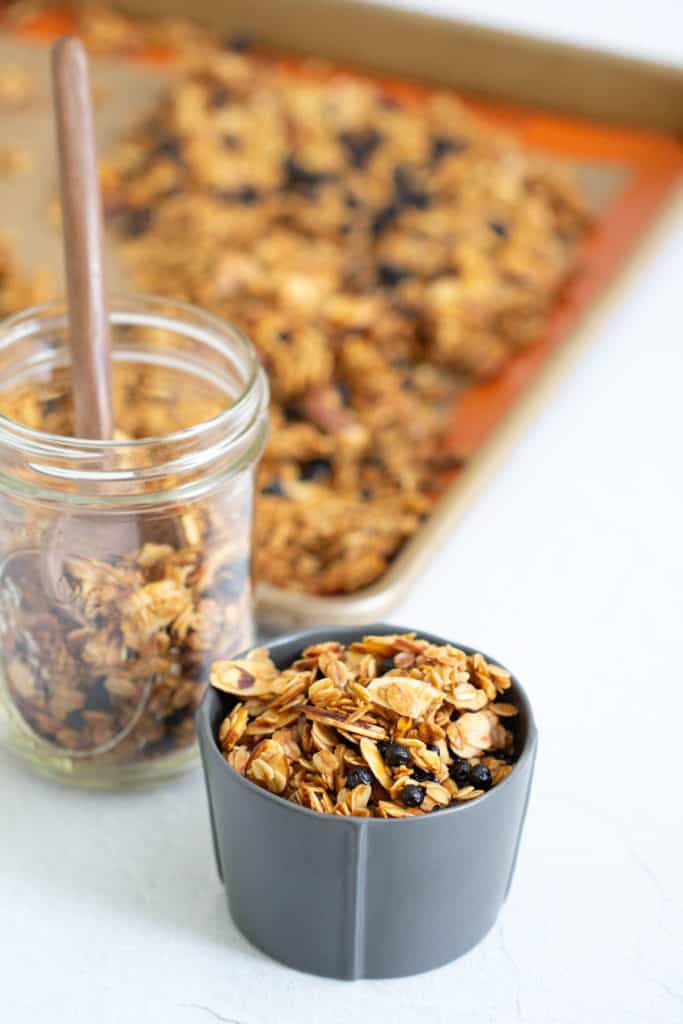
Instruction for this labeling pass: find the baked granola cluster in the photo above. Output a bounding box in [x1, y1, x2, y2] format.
[95, 21, 589, 595]
[212, 633, 518, 817]
[0, 235, 50, 318]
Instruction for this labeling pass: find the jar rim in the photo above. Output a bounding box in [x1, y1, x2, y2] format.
[0, 294, 270, 502]
[0, 293, 261, 451]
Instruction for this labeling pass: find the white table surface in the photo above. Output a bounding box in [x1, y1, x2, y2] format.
[3, 3, 683, 1022]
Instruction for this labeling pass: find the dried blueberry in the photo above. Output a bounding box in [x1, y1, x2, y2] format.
[164, 705, 193, 729]
[41, 395, 66, 416]
[338, 127, 383, 169]
[300, 458, 332, 482]
[84, 678, 113, 713]
[393, 165, 431, 209]
[449, 758, 471, 786]
[383, 742, 412, 768]
[412, 766, 437, 783]
[124, 207, 153, 238]
[405, 188, 430, 210]
[470, 763, 492, 791]
[370, 202, 400, 236]
[224, 32, 252, 52]
[430, 135, 468, 163]
[216, 184, 261, 204]
[346, 766, 373, 789]
[236, 184, 261, 204]
[425, 742, 440, 754]
[208, 85, 232, 110]
[337, 381, 352, 406]
[377, 262, 412, 287]
[393, 164, 414, 194]
[261, 479, 285, 497]
[154, 134, 184, 162]
[284, 156, 336, 190]
[282, 403, 303, 423]
[64, 709, 85, 731]
[401, 784, 426, 807]
[377, 740, 390, 758]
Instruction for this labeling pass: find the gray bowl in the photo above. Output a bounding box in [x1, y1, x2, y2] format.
[197, 624, 538, 979]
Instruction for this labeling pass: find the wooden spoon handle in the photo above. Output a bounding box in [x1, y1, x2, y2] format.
[51, 36, 113, 440]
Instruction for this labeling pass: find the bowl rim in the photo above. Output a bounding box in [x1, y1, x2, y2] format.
[198, 622, 538, 827]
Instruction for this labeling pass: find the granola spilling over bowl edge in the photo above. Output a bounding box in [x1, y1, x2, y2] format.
[211, 633, 519, 817]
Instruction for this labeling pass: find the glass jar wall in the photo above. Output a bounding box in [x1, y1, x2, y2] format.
[0, 295, 268, 787]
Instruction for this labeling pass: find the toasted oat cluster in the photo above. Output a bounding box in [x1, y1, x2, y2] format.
[95, 19, 589, 595]
[212, 633, 518, 817]
[0, 236, 51, 319]
[0, 65, 33, 109]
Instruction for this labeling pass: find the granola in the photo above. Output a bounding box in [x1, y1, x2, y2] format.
[0, 369, 253, 765]
[99, 44, 589, 595]
[212, 633, 518, 817]
[0, 235, 51, 318]
[2, 3, 591, 595]
[0, 65, 33, 109]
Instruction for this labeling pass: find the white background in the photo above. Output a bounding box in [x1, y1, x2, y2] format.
[3, 2, 683, 1022]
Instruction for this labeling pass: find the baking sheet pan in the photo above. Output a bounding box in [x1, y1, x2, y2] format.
[2, 1, 683, 628]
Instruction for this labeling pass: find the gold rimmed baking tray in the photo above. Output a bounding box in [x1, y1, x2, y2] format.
[3, 0, 683, 627]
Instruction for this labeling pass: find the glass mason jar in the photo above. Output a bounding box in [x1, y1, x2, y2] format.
[0, 295, 268, 787]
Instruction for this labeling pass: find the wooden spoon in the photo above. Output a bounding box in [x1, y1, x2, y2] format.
[52, 34, 113, 438]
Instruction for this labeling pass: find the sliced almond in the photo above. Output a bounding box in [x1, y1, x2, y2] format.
[246, 738, 289, 794]
[295, 704, 386, 739]
[360, 737, 393, 789]
[218, 702, 248, 751]
[365, 675, 442, 720]
[488, 702, 519, 717]
[447, 709, 509, 757]
[210, 649, 279, 697]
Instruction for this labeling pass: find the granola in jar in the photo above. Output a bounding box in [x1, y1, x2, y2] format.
[0, 296, 268, 786]
[212, 632, 518, 817]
